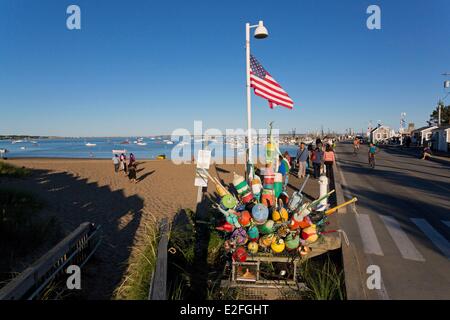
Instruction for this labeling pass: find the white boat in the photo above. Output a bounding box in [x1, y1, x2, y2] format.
[137, 142, 147, 146]
[12, 140, 23, 144]
[20, 146, 26, 150]
[165, 141, 174, 145]
[178, 141, 189, 146]
[85, 143, 96, 147]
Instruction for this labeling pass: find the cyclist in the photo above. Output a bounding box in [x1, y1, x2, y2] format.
[368, 143, 377, 167]
[353, 137, 360, 153]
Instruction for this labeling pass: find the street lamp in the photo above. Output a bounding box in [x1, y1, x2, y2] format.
[246, 20, 268, 174]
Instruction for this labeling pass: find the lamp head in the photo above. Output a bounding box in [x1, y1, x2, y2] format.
[254, 21, 268, 39]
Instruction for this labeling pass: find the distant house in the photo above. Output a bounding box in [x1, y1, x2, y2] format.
[430, 125, 450, 152]
[370, 125, 393, 143]
[411, 126, 437, 146]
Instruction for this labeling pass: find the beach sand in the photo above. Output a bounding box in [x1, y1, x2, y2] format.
[1, 158, 318, 299]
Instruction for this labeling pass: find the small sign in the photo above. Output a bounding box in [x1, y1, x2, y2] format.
[194, 168, 208, 187]
[196, 150, 211, 169]
[445, 80, 450, 89]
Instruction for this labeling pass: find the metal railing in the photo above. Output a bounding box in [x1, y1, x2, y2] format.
[0, 222, 101, 300]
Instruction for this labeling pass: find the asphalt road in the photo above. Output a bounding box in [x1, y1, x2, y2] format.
[335, 141, 450, 299]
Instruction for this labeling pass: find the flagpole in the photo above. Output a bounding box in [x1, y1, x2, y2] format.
[245, 22, 253, 175]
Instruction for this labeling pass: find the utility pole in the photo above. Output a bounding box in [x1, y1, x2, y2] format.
[438, 101, 442, 127]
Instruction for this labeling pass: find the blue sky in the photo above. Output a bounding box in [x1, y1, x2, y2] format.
[0, 0, 449, 136]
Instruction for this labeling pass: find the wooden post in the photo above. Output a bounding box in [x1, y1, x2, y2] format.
[148, 218, 169, 300]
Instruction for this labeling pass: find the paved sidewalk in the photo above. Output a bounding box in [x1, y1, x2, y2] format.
[378, 144, 450, 165]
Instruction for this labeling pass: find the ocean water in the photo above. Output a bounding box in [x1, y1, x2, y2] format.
[0, 137, 299, 161]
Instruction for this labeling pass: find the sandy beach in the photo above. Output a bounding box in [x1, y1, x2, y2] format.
[1, 158, 247, 299]
[1, 158, 318, 299]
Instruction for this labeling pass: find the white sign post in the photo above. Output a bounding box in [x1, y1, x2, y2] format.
[194, 150, 212, 203]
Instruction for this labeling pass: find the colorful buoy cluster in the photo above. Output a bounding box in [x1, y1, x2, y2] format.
[214, 172, 335, 262]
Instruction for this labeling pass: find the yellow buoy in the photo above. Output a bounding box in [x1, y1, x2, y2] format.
[248, 241, 259, 254]
[272, 209, 281, 222]
[271, 238, 285, 253]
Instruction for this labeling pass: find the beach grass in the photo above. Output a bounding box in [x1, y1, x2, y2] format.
[114, 215, 160, 300]
[0, 161, 31, 178]
[298, 254, 346, 300]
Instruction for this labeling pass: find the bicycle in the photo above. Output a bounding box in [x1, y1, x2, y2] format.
[368, 153, 375, 168]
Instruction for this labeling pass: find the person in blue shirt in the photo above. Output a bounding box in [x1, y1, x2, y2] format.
[368, 143, 378, 166]
[296, 142, 309, 178]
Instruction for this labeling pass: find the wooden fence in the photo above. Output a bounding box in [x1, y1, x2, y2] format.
[148, 218, 170, 300]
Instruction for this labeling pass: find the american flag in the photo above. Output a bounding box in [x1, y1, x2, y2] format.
[250, 55, 294, 109]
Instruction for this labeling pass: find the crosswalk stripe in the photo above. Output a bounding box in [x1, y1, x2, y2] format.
[443, 221, 450, 228]
[411, 218, 450, 260]
[356, 214, 383, 256]
[380, 215, 425, 261]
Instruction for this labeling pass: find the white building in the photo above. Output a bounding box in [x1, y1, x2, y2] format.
[369, 125, 393, 143]
[430, 125, 450, 152]
[411, 126, 437, 146]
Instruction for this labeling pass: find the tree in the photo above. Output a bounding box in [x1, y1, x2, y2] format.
[429, 103, 450, 125]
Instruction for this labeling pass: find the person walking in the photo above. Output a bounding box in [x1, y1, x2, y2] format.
[311, 147, 323, 179]
[119, 153, 125, 172]
[129, 153, 136, 167]
[122, 153, 128, 174]
[307, 144, 313, 175]
[112, 154, 120, 173]
[316, 138, 323, 151]
[323, 144, 335, 182]
[296, 142, 308, 179]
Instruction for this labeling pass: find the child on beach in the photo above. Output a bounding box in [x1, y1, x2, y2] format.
[128, 163, 137, 183]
